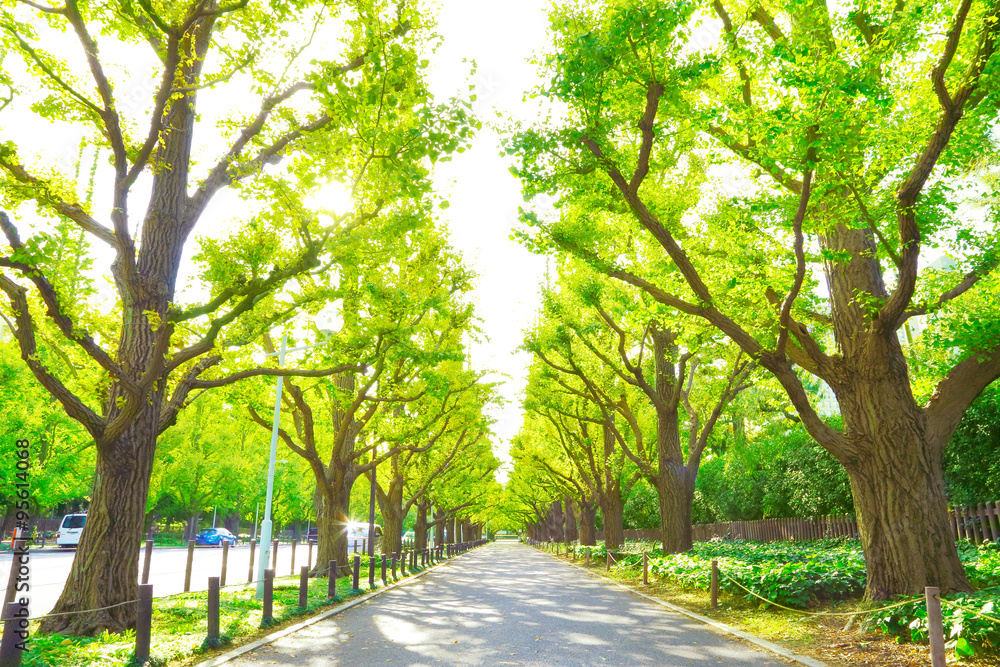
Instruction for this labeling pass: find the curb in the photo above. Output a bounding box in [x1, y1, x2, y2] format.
[533, 546, 828, 667]
[197, 549, 478, 667]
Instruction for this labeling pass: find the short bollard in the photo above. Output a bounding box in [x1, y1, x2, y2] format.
[401, 550, 408, 575]
[207, 576, 220, 646]
[328, 560, 338, 599]
[291, 538, 298, 575]
[184, 540, 195, 592]
[0, 600, 28, 667]
[643, 553, 649, 585]
[381, 554, 387, 583]
[141, 539, 154, 585]
[711, 560, 719, 609]
[299, 566, 309, 608]
[353, 539, 358, 555]
[271, 539, 279, 570]
[368, 556, 376, 589]
[410, 549, 416, 571]
[247, 539, 256, 583]
[221, 540, 230, 587]
[135, 584, 153, 664]
[262, 569, 275, 625]
[606, 552, 611, 572]
[585, 547, 590, 567]
[352, 555, 361, 590]
[926, 586, 946, 667]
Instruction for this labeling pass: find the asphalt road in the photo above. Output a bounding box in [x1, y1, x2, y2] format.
[230, 540, 788, 666]
[1, 541, 322, 616]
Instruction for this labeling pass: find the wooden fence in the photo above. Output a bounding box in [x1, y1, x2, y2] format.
[594, 502, 1000, 545]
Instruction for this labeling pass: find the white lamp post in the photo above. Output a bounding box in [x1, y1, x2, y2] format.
[256, 302, 343, 598]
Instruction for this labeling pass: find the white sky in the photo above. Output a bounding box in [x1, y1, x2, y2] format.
[424, 0, 554, 473]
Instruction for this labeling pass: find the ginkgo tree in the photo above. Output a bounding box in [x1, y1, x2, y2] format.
[0, 0, 475, 634]
[511, 0, 1000, 597]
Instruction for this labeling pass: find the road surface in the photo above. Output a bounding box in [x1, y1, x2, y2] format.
[1, 541, 322, 616]
[230, 540, 787, 666]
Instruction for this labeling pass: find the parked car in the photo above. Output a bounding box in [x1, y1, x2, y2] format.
[345, 522, 381, 553]
[56, 513, 86, 548]
[195, 527, 238, 547]
[307, 527, 318, 544]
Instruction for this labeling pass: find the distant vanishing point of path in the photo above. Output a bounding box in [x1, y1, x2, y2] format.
[229, 540, 787, 666]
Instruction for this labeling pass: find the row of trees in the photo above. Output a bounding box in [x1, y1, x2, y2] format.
[501, 0, 1000, 603]
[0, 0, 498, 636]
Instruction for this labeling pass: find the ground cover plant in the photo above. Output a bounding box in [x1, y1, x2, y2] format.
[25, 561, 411, 667]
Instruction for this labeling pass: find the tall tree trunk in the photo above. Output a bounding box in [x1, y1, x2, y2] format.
[564, 498, 578, 543]
[655, 407, 692, 553]
[414, 501, 429, 550]
[578, 500, 597, 546]
[813, 226, 971, 596]
[39, 409, 160, 634]
[446, 516, 456, 544]
[838, 379, 971, 596]
[377, 485, 404, 556]
[549, 500, 564, 542]
[601, 483, 625, 550]
[312, 474, 355, 577]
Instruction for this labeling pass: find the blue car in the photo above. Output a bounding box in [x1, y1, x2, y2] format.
[195, 527, 238, 547]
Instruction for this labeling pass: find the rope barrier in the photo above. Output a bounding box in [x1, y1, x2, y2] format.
[21, 599, 138, 622]
[718, 571, 919, 617]
[937, 596, 1000, 625]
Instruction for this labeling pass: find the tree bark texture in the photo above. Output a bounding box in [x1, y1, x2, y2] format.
[564, 498, 578, 543]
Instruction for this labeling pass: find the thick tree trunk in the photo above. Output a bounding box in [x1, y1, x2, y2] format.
[601, 485, 625, 550]
[312, 477, 354, 577]
[549, 500, 564, 542]
[414, 501, 429, 550]
[39, 410, 160, 635]
[446, 516, 456, 543]
[378, 494, 404, 556]
[564, 498, 578, 543]
[578, 501, 597, 546]
[655, 407, 694, 553]
[838, 380, 972, 597]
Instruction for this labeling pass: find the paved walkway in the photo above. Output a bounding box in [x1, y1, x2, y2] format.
[230, 540, 788, 666]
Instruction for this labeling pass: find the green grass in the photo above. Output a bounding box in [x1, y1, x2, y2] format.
[25, 561, 433, 667]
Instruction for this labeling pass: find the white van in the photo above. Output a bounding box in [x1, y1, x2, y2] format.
[345, 522, 382, 554]
[56, 513, 86, 547]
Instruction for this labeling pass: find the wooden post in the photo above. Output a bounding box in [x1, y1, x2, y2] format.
[184, 540, 195, 592]
[328, 560, 338, 599]
[711, 560, 719, 610]
[221, 540, 229, 587]
[352, 555, 361, 590]
[606, 552, 611, 571]
[262, 569, 274, 625]
[585, 548, 590, 567]
[247, 539, 256, 583]
[299, 566, 309, 608]
[0, 601, 27, 667]
[980, 503, 994, 542]
[141, 539, 154, 585]
[392, 552, 398, 579]
[381, 554, 387, 583]
[642, 553, 649, 585]
[291, 538, 297, 575]
[925, 587, 946, 667]
[207, 577, 220, 645]
[400, 550, 407, 575]
[272, 538, 279, 569]
[135, 584, 153, 664]
[368, 556, 376, 589]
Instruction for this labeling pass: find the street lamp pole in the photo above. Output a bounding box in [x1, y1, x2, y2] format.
[257, 335, 287, 598]
[368, 444, 377, 558]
